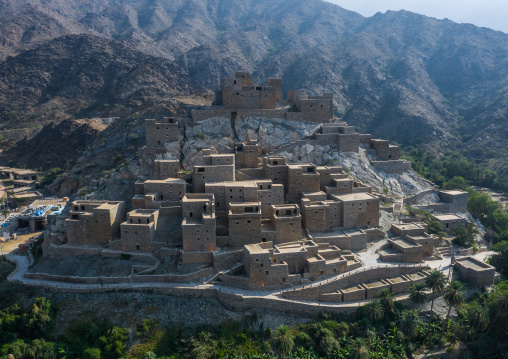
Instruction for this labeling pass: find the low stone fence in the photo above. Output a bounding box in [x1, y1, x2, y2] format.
[5, 256, 20, 281]
[282, 265, 429, 301]
[371, 160, 412, 174]
[25, 265, 214, 285]
[403, 189, 437, 206]
[132, 267, 215, 283]
[25, 272, 128, 284]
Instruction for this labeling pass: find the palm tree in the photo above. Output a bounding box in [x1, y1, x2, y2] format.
[349, 338, 369, 359]
[272, 325, 294, 358]
[362, 300, 384, 331]
[467, 302, 490, 342]
[378, 288, 395, 314]
[486, 290, 508, 335]
[425, 270, 446, 314]
[1, 209, 8, 219]
[399, 311, 419, 340]
[409, 283, 428, 308]
[443, 280, 466, 332]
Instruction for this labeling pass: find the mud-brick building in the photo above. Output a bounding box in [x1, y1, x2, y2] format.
[263, 156, 289, 188]
[370, 139, 400, 161]
[181, 194, 217, 258]
[205, 179, 284, 217]
[132, 178, 186, 209]
[119, 209, 160, 252]
[192, 150, 235, 193]
[243, 240, 354, 288]
[65, 201, 125, 246]
[332, 193, 380, 228]
[287, 164, 321, 202]
[268, 204, 302, 244]
[235, 139, 260, 168]
[145, 118, 179, 147]
[153, 159, 180, 180]
[228, 202, 263, 247]
[454, 257, 496, 286]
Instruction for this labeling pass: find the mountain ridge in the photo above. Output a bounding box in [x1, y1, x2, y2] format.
[0, 0, 507, 178]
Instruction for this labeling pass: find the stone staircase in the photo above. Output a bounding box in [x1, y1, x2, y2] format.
[202, 270, 225, 284]
[436, 246, 453, 257]
[201, 262, 243, 284]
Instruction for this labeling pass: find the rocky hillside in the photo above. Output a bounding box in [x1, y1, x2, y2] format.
[0, 0, 508, 176]
[0, 34, 201, 141]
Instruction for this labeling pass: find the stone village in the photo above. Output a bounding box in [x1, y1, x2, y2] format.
[7, 72, 498, 311]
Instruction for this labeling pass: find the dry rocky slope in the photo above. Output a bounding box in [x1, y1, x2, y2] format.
[52, 115, 430, 202]
[0, 0, 508, 175]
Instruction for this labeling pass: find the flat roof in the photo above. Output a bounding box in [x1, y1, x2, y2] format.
[391, 237, 419, 248]
[144, 178, 185, 184]
[302, 191, 326, 196]
[8, 187, 33, 193]
[183, 194, 214, 200]
[245, 242, 272, 254]
[457, 257, 492, 271]
[434, 214, 465, 221]
[333, 192, 377, 202]
[230, 201, 260, 207]
[440, 190, 468, 195]
[207, 153, 234, 157]
[12, 169, 37, 175]
[13, 191, 42, 198]
[392, 222, 425, 230]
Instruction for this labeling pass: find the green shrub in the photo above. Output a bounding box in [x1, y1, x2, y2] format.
[83, 348, 101, 359]
[120, 254, 131, 260]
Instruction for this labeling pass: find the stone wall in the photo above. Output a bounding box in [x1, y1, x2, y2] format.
[312, 231, 367, 251]
[214, 250, 245, 271]
[282, 265, 429, 301]
[454, 257, 495, 286]
[145, 118, 179, 147]
[371, 160, 412, 174]
[154, 160, 179, 180]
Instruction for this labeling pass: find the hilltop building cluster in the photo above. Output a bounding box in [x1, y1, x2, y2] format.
[0, 167, 43, 207]
[42, 72, 496, 291]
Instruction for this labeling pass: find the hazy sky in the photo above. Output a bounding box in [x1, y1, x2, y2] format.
[326, 0, 508, 33]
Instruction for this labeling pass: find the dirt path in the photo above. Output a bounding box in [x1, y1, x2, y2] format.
[1, 231, 42, 254]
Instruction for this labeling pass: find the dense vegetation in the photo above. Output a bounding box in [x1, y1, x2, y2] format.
[402, 147, 508, 277]
[1, 265, 508, 359]
[401, 149, 508, 193]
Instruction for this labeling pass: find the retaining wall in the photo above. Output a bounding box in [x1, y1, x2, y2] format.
[282, 265, 429, 301]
